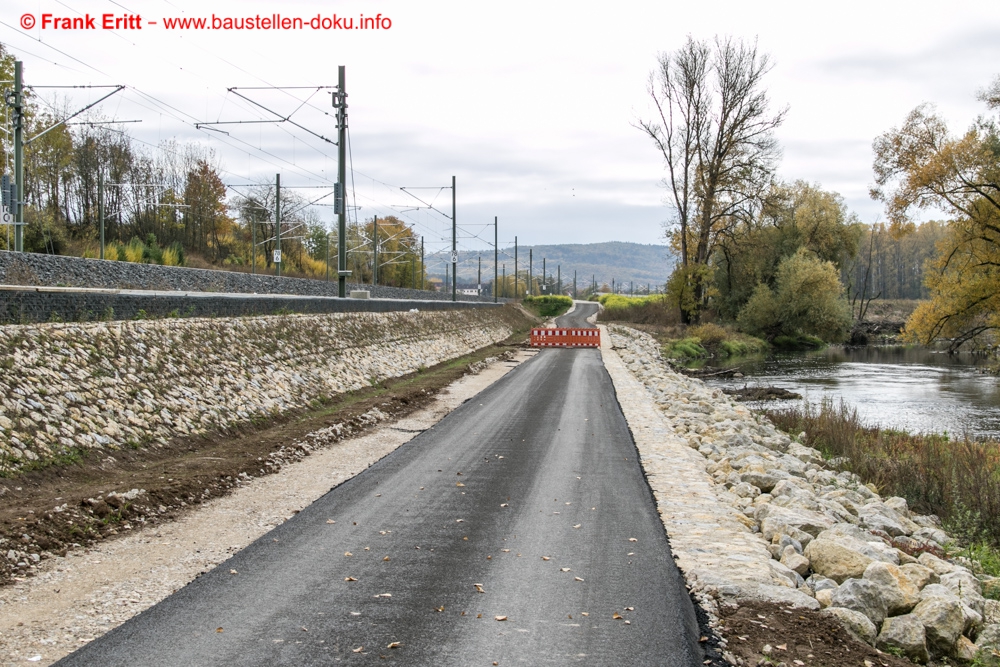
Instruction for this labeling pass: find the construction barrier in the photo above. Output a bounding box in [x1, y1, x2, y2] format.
[529, 328, 601, 348]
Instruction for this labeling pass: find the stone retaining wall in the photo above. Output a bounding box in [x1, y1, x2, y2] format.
[0, 251, 503, 303]
[0, 306, 526, 474]
[0, 286, 500, 324]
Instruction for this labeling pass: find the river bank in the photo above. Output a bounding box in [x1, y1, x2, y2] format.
[603, 323, 1000, 665]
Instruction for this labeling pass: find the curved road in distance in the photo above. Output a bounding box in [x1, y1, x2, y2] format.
[57, 301, 702, 666]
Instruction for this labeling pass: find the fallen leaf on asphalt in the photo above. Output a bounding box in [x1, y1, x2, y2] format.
[379, 530, 387, 535]
[375, 494, 381, 497]
[625, 607, 634, 611]
[573, 524, 582, 529]
[345, 577, 357, 581]
[456, 519, 464, 523]
[456, 482, 465, 487]
[435, 606, 445, 612]
[387, 642, 401, 649]
[383, 556, 391, 561]
[463, 536, 469, 541]
[229, 569, 238, 575]
[375, 593, 392, 598]
[553, 511, 560, 514]
[628, 538, 637, 542]
[624, 620, 631, 625]
[581, 612, 589, 617]
[350, 612, 361, 616]
[344, 552, 353, 557]
[487, 555, 492, 560]
[500, 503, 508, 508]
[301, 627, 308, 632]
[542, 556, 551, 561]
[353, 647, 363, 653]
[498, 456, 504, 459]
[501, 549, 510, 552]
[216, 627, 224, 633]
[560, 568, 571, 572]
[574, 577, 584, 582]
[326, 519, 336, 524]
[565, 502, 571, 505]
[612, 613, 623, 620]
[364, 547, 370, 551]
[477, 613, 482, 618]
[495, 615, 507, 621]
[627, 552, 634, 556]
[474, 583, 486, 593]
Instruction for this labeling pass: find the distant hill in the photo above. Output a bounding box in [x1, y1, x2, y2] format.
[427, 242, 676, 291]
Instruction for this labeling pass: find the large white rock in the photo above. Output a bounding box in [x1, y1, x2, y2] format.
[824, 606, 877, 646]
[876, 614, 929, 664]
[911, 596, 965, 657]
[863, 561, 920, 615]
[830, 578, 889, 626]
[756, 503, 834, 542]
[940, 570, 985, 614]
[805, 538, 874, 584]
[899, 563, 938, 591]
[781, 545, 811, 577]
[917, 552, 958, 576]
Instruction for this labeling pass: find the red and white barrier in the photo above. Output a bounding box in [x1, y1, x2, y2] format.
[529, 328, 601, 348]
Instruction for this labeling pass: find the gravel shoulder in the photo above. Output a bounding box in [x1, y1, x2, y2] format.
[0, 348, 536, 666]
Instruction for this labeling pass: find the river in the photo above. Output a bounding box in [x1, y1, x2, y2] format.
[701, 346, 1000, 440]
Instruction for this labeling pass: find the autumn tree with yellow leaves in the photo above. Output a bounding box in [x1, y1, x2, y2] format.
[872, 78, 1000, 351]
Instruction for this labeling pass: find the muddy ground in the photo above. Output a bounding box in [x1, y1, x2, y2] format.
[717, 599, 915, 667]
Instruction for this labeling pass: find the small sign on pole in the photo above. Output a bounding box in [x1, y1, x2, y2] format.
[273, 249, 282, 264]
[450, 252, 458, 263]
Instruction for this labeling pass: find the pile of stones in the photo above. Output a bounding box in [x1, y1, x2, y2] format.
[608, 325, 1000, 663]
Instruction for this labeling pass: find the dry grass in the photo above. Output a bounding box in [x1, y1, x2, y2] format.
[766, 400, 1000, 547]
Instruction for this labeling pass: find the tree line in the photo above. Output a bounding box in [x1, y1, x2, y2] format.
[0, 44, 425, 287]
[638, 35, 999, 350]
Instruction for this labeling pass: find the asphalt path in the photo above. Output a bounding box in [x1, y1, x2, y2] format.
[57, 302, 702, 666]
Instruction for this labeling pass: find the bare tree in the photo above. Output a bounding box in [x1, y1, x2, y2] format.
[636, 35, 786, 322]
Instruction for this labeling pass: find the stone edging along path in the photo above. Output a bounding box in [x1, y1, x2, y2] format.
[600, 323, 1000, 664]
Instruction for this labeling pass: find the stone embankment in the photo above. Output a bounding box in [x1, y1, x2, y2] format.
[604, 324, 1000, 664]
[0, 251, 501, 303]
[0, 307, 523, 474]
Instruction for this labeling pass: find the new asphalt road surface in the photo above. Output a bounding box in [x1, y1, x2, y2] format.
[57, 302, 703, 666]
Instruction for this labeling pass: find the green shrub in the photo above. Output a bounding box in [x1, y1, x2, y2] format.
[663, 337, 708, 360]
[737, 248, 852, 342]
[522, 295, 573, 318]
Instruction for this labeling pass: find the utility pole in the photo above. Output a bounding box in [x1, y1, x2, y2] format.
[612, 278, 615, 294]
[420, 236, 425, 290]
[477, 255, 481, 295]
[542, 257, 546, 293]
[12, 61, 24, 252]
[493, 216, 498, 303]
[514, 236, 518, 299]
[98, 170, 105, 259]
[557, 265, 561, 295]
[336, 65, 348, 298]
[275, 173, 281, 277]
[451, 175, 457, 302]
[372, 215, 378, 286]
[529, 249, 533, 296]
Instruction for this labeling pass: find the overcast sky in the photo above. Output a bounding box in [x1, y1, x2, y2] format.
[2, 0, 999, 256]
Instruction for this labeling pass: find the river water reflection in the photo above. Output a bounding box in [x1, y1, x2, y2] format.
[701, 347, 1000, 440]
